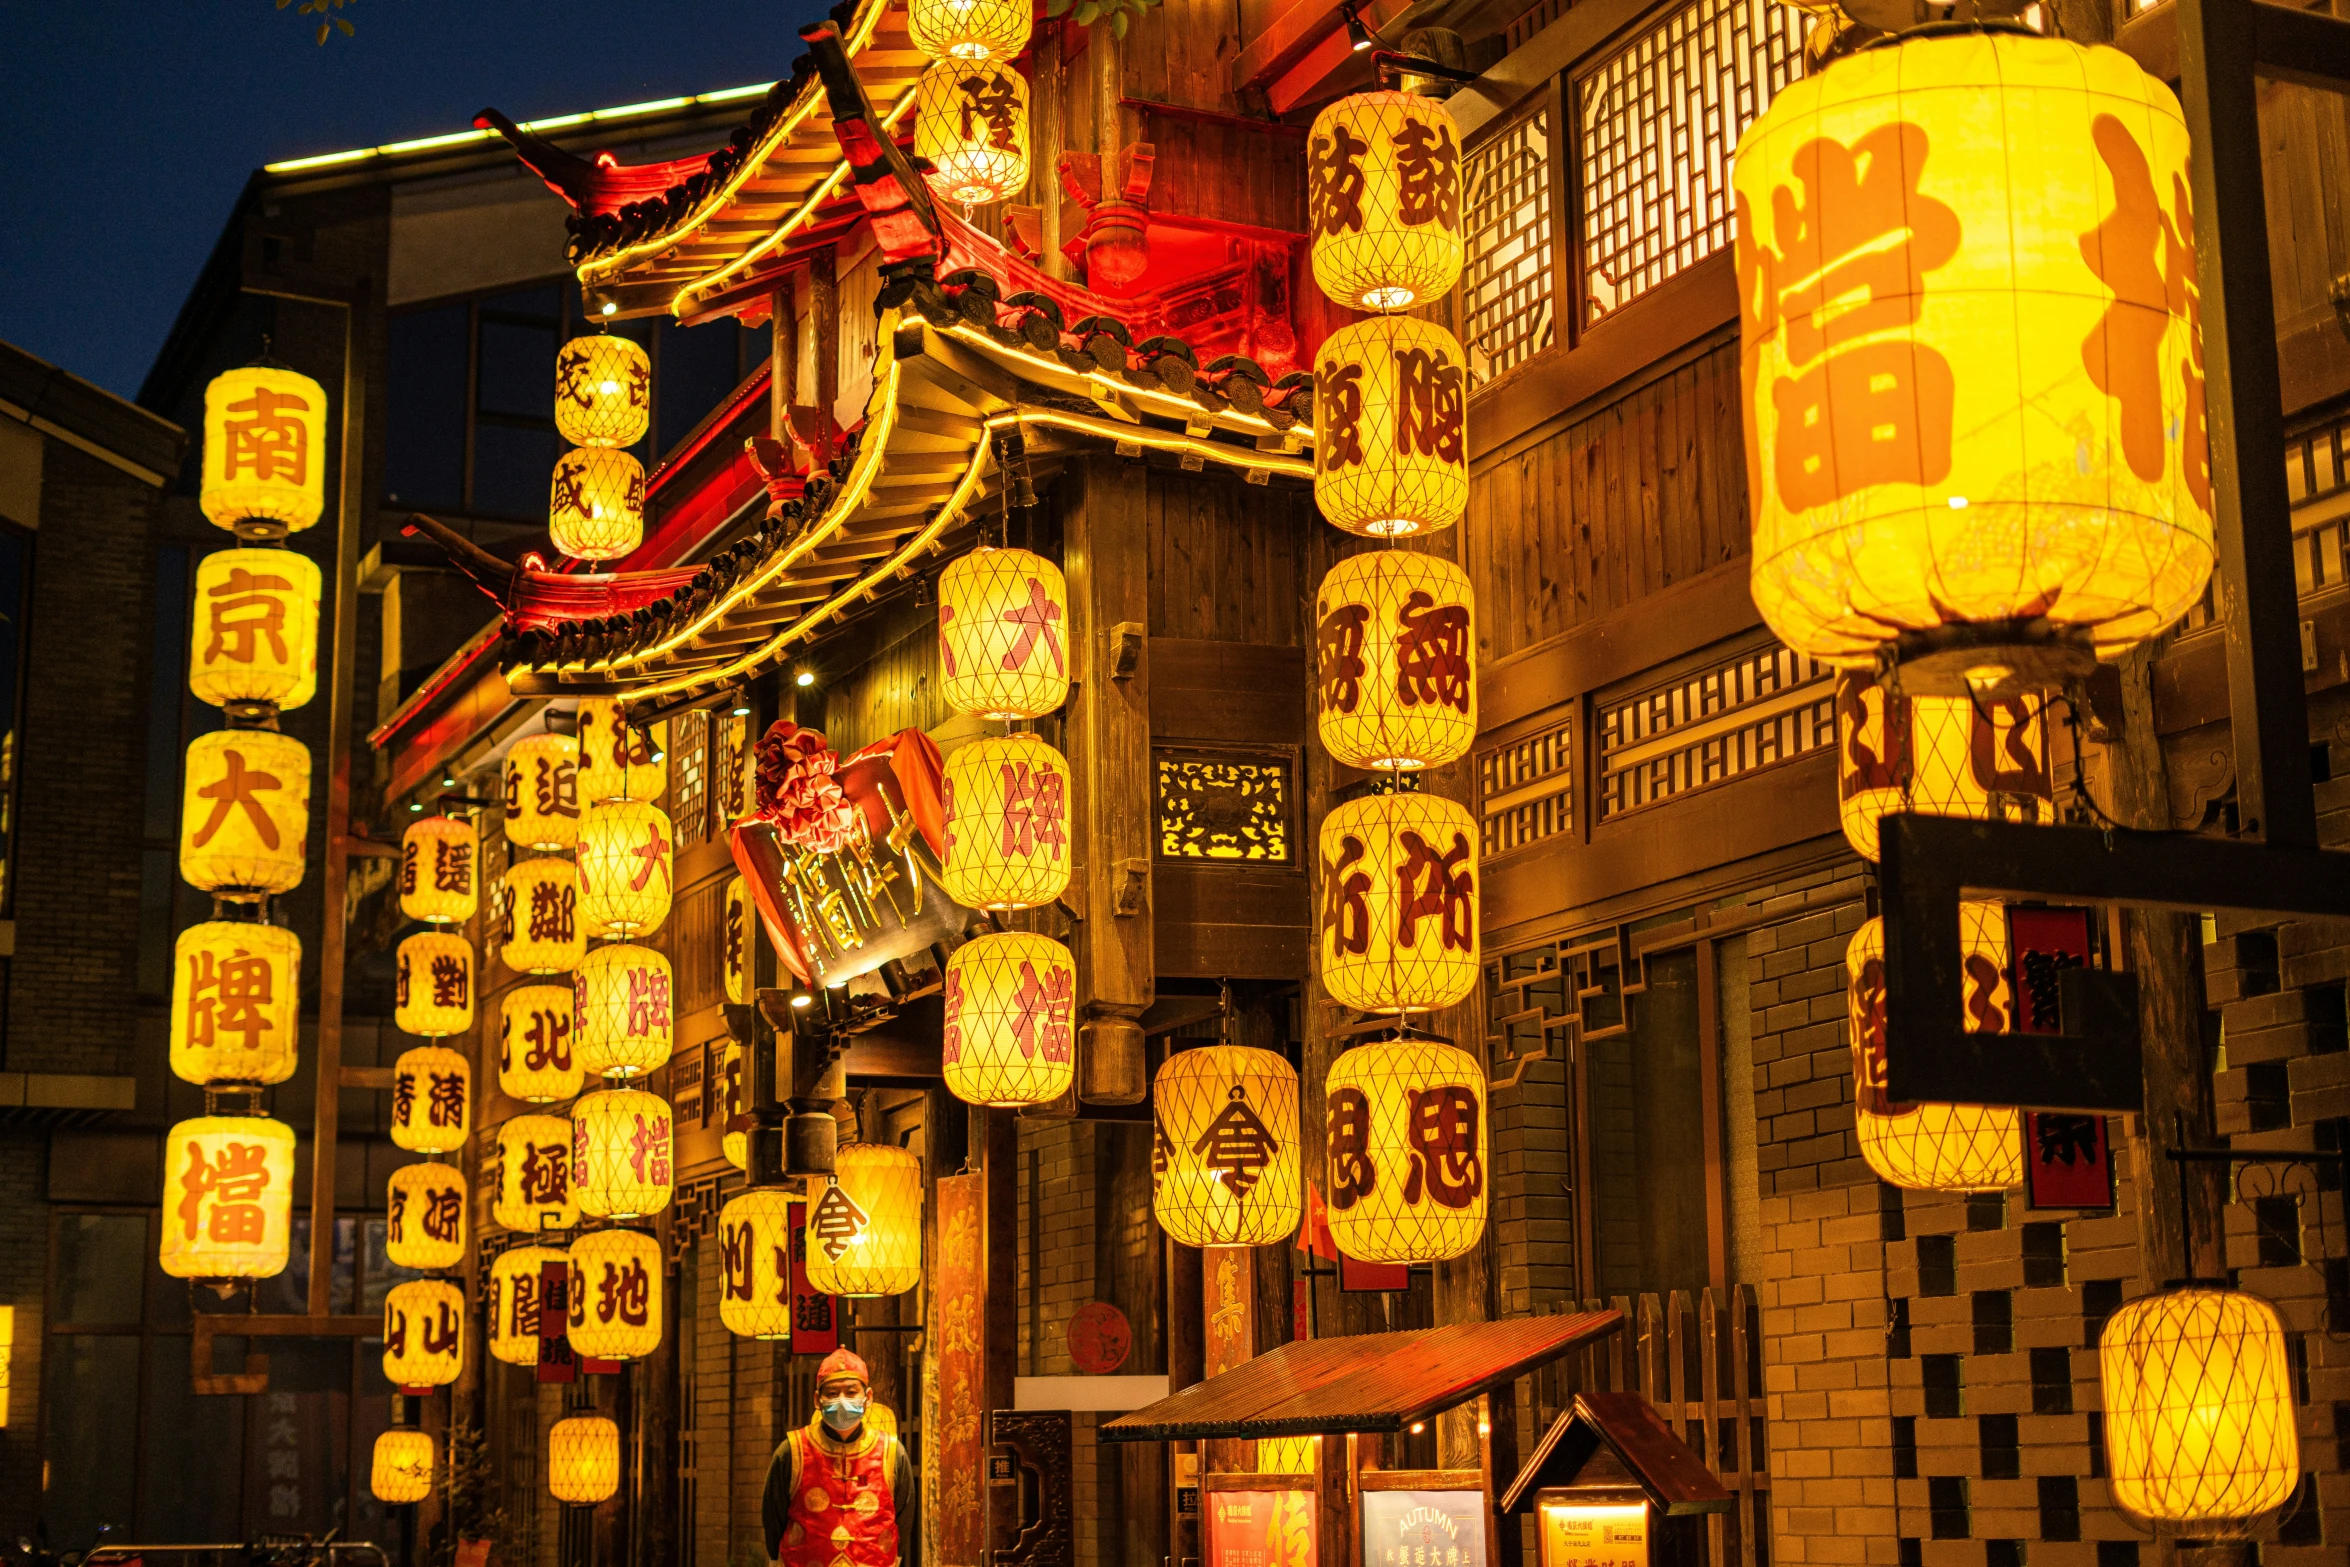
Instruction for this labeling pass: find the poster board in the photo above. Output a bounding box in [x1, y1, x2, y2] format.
[1358, 1489, 1488, 1567]
[1204, 1488, 1317, 1567]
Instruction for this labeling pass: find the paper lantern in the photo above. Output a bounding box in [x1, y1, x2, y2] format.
[1152, 1045, 1303, 1248]
[1307, 92, 1464, 312]
[719, 1041, 747, 1171]
[500, 857, 585, 974]
[1836, 674, 2055, 863]
[1735, 30, 2214, 676]
[578, 800, 673, 939]
[717, 1190, 795, 1340]
[500, 984, 582, 1103]
[548, 1415, 621, 1504]
[724, 876, 754, 1005]
[906, 0, 1030, 61]
[200, 365, 326, 533]
[566, 1227, 663, 1360]
[488, 1244, 568, 1366]
[158, 1115, 296, 1279]
[385, 1160, 468, 1272]
[916, 61, 1029, 207]
[400, 815, 478, 925]
[941, 733, 1071, 910]
[576, 697, 665, 805]
[189, 547, 320, 709]
[1845, 906, 2023, 1192]
[1323, 1037, 1488, 1263]
[180, 729, 310, 895]
[1315, 550, 1476, 771]
[572, 1087, 674, 1219]
[371, 1429, 435, 1504]
[554, 336, 650, 449]
[382, 1279, 465, 1389]
[1314, 317, 1468, 539]
[1318, 791, 1479, 1014]
[939, 546, 1069, 719]
[574, 943, 673, 1080]
[548, 447, 645, 563]
[496, 1114, 581, 1232]
[505, 734, 582, 851]
[390, 1044, 471, 1154]
[942, 932, 1076, 1107]
[169, 919, 300, 1087]
[395, 931, 474, 1037]
[803, 1143, 923, 1297]
[2100, 1286, 2300, 1531]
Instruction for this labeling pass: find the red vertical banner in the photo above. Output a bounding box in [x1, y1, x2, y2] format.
[1205, 1247, 1257, 1474]
[933, 1172, 987, 1567]
[2008, 906, 2117, 1210]
[536, 1258, 576, 1384]
[787, 1198, 839, 1355]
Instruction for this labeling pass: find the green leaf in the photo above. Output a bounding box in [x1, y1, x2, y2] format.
[1046, 0, 1072, 16]
[1075, 1, 1099, 23]
[1110, 9, 1129, 37]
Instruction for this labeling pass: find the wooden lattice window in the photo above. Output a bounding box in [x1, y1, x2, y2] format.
[1597, 640, 1833, 818]
[672, 709, 710, 850]
[1153, 750, 1294, 862]
[1477, 718, 1573, 858]
[1463, 104, 1556, 388]
[715, 712, 753, 825]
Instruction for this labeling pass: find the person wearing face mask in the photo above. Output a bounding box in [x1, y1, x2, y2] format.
[763, 1347, 920, 1567]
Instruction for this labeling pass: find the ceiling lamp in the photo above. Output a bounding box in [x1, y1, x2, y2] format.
[1845, 907, 2022, 1192]
[1315, 550, 1476, 771]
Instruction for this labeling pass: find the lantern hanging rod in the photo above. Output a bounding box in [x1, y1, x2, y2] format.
[1369, 50, 1479, 86]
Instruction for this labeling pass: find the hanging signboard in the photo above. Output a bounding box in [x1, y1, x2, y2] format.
[788, 1198, 840, 1356]
[2008, 907, 2117, 1211]
[536, 1257, 577, 1384]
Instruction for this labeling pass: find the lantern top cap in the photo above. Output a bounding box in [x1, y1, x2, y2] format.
[1500, 1391, 1736, 1516]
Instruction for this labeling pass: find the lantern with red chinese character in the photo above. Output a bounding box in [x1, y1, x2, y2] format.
[189, 547, 320, 709]
[716, 1190, 795, 1340]
[488, 1244, 568, 1366]
[385, 1160, 468, 1272]
[495, 1114, 581, 1232]
[1836, 674, 2055, 863]
[390, 1044, 471, 1154]
[942, 932, 1076, 1107]
[1322, 1036, 1488, 1263]
[1313, 317, 1468, 539]
[382, 1278, 466, 1389]
[549, 1415, 621, 1504]
[1315, 550, 1477, 771]
[723, 876, 755, 1006]
[719, 1041, 747, 1170]
[505, 734, 582, 851]
[578, 800, 673, 939]
[939, 546, 1070, 719]
[574, 943, 673, 1080]
[169, 919, 300, 1087]
[915, 61, 1030, 207]
[499, 984, 582, 1103]
[907, 0, 1029, 61]
[555, 336, 650, 449]
[158, 1114, 297, 1279]
[395, 931, 474, 1037]
[576, 697, 665, 805]
[1846, 907, 2024, 1192]
[371, 1428, 435, 1504]
[572, 1087, 674, 1219]
[1317, 790, 1480, 1014]
[399, 815, 478, 925]
[1307, 92, 1465, 313]
[180, 729, 311, 894]
[566, 1227, 663, 1360]
[501, 857, 584, 974]
[549, 448, 645, 562]
[803, 1143, 923, 1297]
[200, 365, 327, 534]
[941, 733, 1071, 910]
[1152, 1044, 1303, 1248]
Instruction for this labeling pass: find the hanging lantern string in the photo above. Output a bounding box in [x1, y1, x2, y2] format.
[2055, 688, 2130, 840]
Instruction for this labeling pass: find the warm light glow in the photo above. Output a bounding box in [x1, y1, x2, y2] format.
[190, 547, 320, 709]
[385, 1160, 468, 1272]
[382, 1279, 466, 1389]
[500, 984, 583, 1103]
[170, 919, 301, 1087]
[575, 698, 666, 805]
[200, 366, 327, 533]
[939, 546, 1069, 719]
[549, 1415, 621, 1504]
[550, 448, 646, 562]
[574, 943, 674, 1080]
[1317, 791, 1480, 1014]
[1315, 550, 1476, 771]
[717, 1190, 795, 1340]
[2100, 1286, 2301, 1531]
[395, 931, 475, 1037]
[495, 1114, 581, 1232]
[724, 876, 755, 1006]
[1836, 674, 2054, 863]
[1257, 1436, 1316, 1475]
[506, 733, 583, 851]
[1323, 1037, 1488, 1263]
[719, 1040, 747, 1171]
[390, 1044, 472, 1154]
[371, 1429, 435, 1504]
[488, 1244, 568, 1366]
[1846, 909, 2023, 1192]
[915, 61, 1030, 206]
[1307, 92, 1465, 312]
[572, 1087, 674, 1219]
[578, 800, 674, 938]
[803, 1143, 924, 1297]
[1538, 1501, 1649, 1563]
[941, 733, 1071, 910]
[0, 1305, 13, 1427]
[500, 857, 585, 974]
[942, 932, 1076, 1107]
[180, 729, 311, 895]
[906, 0, 1031, 61]
[566, 1227, 664, 1360]
[159, 1115, 296, 1279]
[1313, 317, 1468, 538]
[400, 815, 479, 924]
[554, 336, 651, 448]
[1152, 1045, 1303, 1248]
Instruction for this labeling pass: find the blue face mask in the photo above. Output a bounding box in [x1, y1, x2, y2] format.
[821, 1395, 868, 1434]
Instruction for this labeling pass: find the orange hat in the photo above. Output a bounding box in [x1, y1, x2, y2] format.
[816, 1347, 870, 1386]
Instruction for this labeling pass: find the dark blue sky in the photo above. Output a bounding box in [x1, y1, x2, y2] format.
[3, 0, 826, 401]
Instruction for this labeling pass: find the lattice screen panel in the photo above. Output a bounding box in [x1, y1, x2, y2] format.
[1477, 718, 1573, 858]
[1462, 105, 1555, 388]
[671, 709, 710, 850]
[1598, 641, 1832, 817]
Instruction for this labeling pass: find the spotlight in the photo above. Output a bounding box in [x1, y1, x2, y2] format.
[795, 670, 816, 688]
[1342, 0, 1374, 52]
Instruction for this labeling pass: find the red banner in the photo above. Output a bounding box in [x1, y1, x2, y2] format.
[1206, 1489, 1317, 1567]
[2026, 1114, 2115, 1210]
[934, 1173, 987, 1567]
[788, 1198, 839, 1356]
[2007, 907, 2094, 1035]
[536, 1258, 576, 1384]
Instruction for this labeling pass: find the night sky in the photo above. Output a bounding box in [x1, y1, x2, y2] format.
[3, 0, 829, 402]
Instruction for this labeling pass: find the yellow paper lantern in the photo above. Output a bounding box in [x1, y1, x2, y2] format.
[1318, 791, 1480, 1014]
[1152, 1045, 1303, 1248]
[572, 1087, 674, 1220]
[1735, 30, 2214, 675]
[567, 1227, 663, 1360]
[724, 876, 755, 1005]
[385, 1160, 468, 1272]
[158, 1115, 296, 1279]
[180, 729, 310, 895]
[395, 931, 474, 1037]
[576, 697, 665, 805]
[916, 61, 1030, 207]
[500, 983, 583, 1103]
[548, 1415, 621, 1504]
[1315, 550, 1476, 771]
[496, 1114, 581, 1232]
[549, 448, 646, 563]
[1837, 674, 2055, 863]
[554, 336, 650, 449]
[1846, 908, 2023, 1192]
[942, 932, 1076, 1107]
[939, 546, 1070, 720]
[1314, 317, 1468, 538]
[941, 733, 1071, 911]
[505, 734, 582, 851]
[500, 857, 585, 974]
[391, 1044, 472, 1154]
[169, 919, 300, 1087]
[489, 1244, 568, 1366]
[400, 815, 479, 925]
[1, 1305, 14, 1426]
[382, 1278, 465, 1389]
[803, 1143, 923, 1297]
[371, 1429, 435, 1504]
[2100, 1286, 2300, 1532]
[906, 0, 1030, 61]
[1307, 92, 1465, 312]
[719, 1041, 747, 1171]
[717, 1190, 795, 1340]
[200, 365, 327, 533]
[189, 547, 320, 710]
[1323, 1037, 1488, 1263]
[574, 943, 673, 1080]
[578, 800, 673, 939]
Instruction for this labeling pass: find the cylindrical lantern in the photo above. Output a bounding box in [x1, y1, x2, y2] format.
[190, 547, 320, 710]
[500, 984, 583, 1103]
[720, 1041, 747, 1171]
[169, 919, 300, 1087]
[1314, 317, 1468, 538]
[549, 448, 646, 563]
[576, 697, 665, 805]
[941, 733, 1071, 910]
[2100, 1286, 2300, 1532]
[505, 734, 582, 851]
[488, 1244, 568, 1366]
[1837, 674, 2055, 863]
[500, 857, 585, 974]
[1323, 1037, 1488, 1263]
[578, 800, 674, 939]
[942, 932, 1076, 1107]
[906, 0, 1030, 61]
[158, 1115, 297, 1279]
[1152, 1045, 1303, 1248]
[717, 1190, 795, 1340]
[803, 1143, 924, 1297]
[574, 943, 674, 1080]
[939, 546, 1070, 719]
[724, 876, 754, 1006]
[1846, 908, 2023, 1192]
[394, 931, 474, 1037]
[1735, 30, 2214, 672]
[566, 1227, 664, 1360]
[200, 365, 327, 533]
[1315, 550, 1477, 771]
[382, 1278, 465, 1389]
[1318, 791, 1480, 1014]
[1307, 91, 1465, 312]
[572, 1087, 674, 1219]
[549, 1415, 621, 1504]
[390, 1044, 471, 1154]
[180, 729, 311, 895]
[495, 1114, 582, 1232]
[400, 815, 479, 925]
[916, 61, 1030, 207]
[371, 1429, 435, 1505]
[554, 336, 650, 449]
[385, 1161, 468, 1272]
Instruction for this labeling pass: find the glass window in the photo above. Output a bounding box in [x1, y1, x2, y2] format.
[140, 1334, 248, 1541]
[478, 318, 559, 421]
[385, 305, 469, 511]
[258, 1216, 358, 1316]
[42, 1334, 142, 1546]
[55, 1213, 149, 1326]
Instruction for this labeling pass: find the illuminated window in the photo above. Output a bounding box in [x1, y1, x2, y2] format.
[1597, 639, 1833, 818]
[1462, 104, 1555, 388]
[1153, 751, 1292, 862]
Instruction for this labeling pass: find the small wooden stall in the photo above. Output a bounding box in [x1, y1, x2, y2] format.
[1500, 1394, 1732, 1567]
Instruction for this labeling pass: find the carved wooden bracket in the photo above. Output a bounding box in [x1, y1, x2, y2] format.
[1113, 856, 1151, 917]
[1107, 620, 1145, 679]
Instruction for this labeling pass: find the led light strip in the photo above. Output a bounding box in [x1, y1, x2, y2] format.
[263, 82, 777, 174]
[999, 407, 1315, 480]
[936, 321, 1317, 444]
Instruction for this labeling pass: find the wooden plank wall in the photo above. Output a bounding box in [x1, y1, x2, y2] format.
[819, 599, 951, 755]
[2261, 77, 2350, 416]
[1146, 467, 1312, 644]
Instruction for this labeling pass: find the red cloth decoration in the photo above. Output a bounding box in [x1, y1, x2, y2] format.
[754, 721, 860, 854]
[843, 729, 948, 861]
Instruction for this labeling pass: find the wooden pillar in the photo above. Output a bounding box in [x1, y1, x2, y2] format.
[1166, 1238, 1205, 1567]
[768, 283, 798, 442]
[811, 248, 841, 451]
[982, 1105, 1020, 1416]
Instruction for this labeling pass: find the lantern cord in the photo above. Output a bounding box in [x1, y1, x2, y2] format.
[2055, 688, 2131, 837]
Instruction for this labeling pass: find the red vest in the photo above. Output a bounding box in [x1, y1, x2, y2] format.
[778, 1422, 898, 1567]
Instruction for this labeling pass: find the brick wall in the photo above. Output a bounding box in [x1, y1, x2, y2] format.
[1017, 1116, 1103, 1567]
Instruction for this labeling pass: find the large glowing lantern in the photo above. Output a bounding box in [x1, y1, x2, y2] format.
[717, 1190, 795, 1340]
[1315, 551, 1476, 771]
[1314, 317, 1468, 538]
[804, 1143, 923, 1297]
[719, 1041, 747, 1171]
[500, 984, 582, 1103]
[1152, 1045, 1303, 1248]
[549, 448, 645, 562]
[371, 1429, 435, 1504]
[385, 1161, 468, 1272]
[1836, 674, 2055, 862]
[576, 697, 665, 805]
[567, 1227, 663, 1360]
[390, 1045, 471, 1154]
[506, 734, 582, 851]
[572, 1087, 674, 1219]
[190, 547, 320, 709]
[549, 1415, 621, 1504]
[724, 876, 754, 1005]
[916, 61, 1029, 207]
[495, 1114, 581, 1232]
[1323, 1037, 1488, 1263]
[2099, 1286, 2300, 1532]
[1307, 92, 1464, 312]
[180, 729, 310, 894]
[400, 815, 478, 925]
[394, 931, 474, 1037]
[200, 365, 326, 533]
[939, 547, 1069, 720]
[906, 0, 1030, 61]
[383, 1279, 465, 1390]
[1846, 908, 2023, 1192]
[158, 1115, 296, 1279]
[942, 932, 1075, 1107]
[574, 943, 673, 1080]
[500, 857, 584, 974]
[1318, 791, 1480, 1014]
[554, 336, 650, 449]
[489, 1244, 568, 1366]
[1734, 30, 2214, 680]
[169, 919, 300, 1087]
[578, 800, 673, 939]
[941, 733, 1071, 910]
